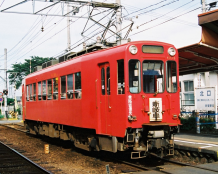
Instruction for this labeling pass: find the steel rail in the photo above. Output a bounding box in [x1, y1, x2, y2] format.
[117, 160, 151, 171]
[1, 124, 27, 133]
[0, 140, 53, 174]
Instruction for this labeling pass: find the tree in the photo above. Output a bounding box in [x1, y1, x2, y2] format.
[8, 56, 55, 89]
[1, 98, 14, 106]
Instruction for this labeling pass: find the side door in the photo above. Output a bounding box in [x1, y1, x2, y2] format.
[99, 63, 111, 134]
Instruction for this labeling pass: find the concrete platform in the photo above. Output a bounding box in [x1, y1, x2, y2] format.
[174, 133, 218, 160]
[0, 119, 23, 124]
[134, 162, 218, 174]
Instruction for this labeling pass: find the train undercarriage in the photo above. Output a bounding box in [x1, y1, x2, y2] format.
[25, 120, 177, 159]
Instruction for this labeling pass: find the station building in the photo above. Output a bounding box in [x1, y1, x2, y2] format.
[177, 8, 218, 115]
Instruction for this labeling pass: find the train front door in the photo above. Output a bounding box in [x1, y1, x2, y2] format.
[99, 63, 111, 134]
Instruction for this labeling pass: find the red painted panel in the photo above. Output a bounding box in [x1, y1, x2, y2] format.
[23, 41, 181, 139]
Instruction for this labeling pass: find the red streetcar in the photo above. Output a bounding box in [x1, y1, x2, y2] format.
[22, 41, 180, 158]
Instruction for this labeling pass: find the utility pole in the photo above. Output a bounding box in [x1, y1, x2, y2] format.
[67, 3, 71, 51]
[202, 0, 207, 13]
[116, 0, 122, 45]
[4, 48, 7, 119]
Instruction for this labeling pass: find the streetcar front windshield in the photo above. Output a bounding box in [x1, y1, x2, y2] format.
[143, 60, 164, 93]
[129, 59, 141, 93]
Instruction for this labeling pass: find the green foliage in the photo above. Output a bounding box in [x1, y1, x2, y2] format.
[17, 108, 21, 115]
[0, 114, 4, 120]
[8, 56, 55, 89]
[200, 117, 215, 131]
[1, 98, 15, 106]
[180, 117, 196, 131]
[180, 116, 215, 131]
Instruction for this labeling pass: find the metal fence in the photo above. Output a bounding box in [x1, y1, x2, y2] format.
[180, 111, 218, 133]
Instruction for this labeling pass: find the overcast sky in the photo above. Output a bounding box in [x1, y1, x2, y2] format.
[0, 0, 217, 96]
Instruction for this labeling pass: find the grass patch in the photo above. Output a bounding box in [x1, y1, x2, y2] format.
[0, 114, 4, 120]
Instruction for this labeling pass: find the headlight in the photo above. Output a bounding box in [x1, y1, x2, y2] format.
[129, 45, 138, 55]
[168, 47, 176, 57]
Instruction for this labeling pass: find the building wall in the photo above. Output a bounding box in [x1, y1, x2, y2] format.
[178, 72, 218, 112]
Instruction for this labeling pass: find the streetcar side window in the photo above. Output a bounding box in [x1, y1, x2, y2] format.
[129, 60, 141, 93]
[143, 60, 164, 93]
[117, 59, 125, 94]
[166, 61, 177, 93]
[38, 82, 42, 101]
[67, 74, 74, 99]
[29, 84, 33, 101]
[53, 78, 58, 100]
[106, 67, 110, 95]
[75, 72, 81, 99]
[26, 85, 29, 101]
[61, 76, 66, 99]
[33, 83, 36, 101]
[101, 68, 105, 95]
[47, 79, 52, 100]
[42, 80, 47, 100]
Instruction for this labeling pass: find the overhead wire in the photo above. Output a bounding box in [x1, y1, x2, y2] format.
[122, 1, 199, 28]
[6, 2, 93, 66]
[0, 1, 52, 60]
[130, 6, 201, 37]
[7, 11, 89, 65]
[4, 0, 198, 70]
[133, 0, 196, 30]
[0, 0, 5, 8]
[6, 6, 65, 64]
[123, 0, 169, 18]
[8, 2, 115, 65]
[2, 0, 171, 63]
[104, 1, 198, 41]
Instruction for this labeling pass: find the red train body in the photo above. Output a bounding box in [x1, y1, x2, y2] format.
[22, 41, 180, 158]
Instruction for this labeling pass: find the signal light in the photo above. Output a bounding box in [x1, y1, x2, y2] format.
[3, 89, 8, 95]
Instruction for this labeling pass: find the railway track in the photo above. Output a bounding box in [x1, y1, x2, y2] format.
[1, 123, 27, 133]
[4, 123, 218, 174]
[151, 154, 218, 174]
[114, 155, 218, 174]
[0, 140, 53, 174]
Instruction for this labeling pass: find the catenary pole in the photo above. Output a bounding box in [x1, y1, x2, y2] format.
[67, 3, 71, 51]
[202, 0, 206, 13]
[4, 48, 7, 119]
[116, 0, 122, 45]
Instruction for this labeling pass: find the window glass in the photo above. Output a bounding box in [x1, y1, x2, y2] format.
[184, 93, 194, 105]
[167, 61, 177, 93]
[33, 83, 36, 101]
[38, 82, 42, 101]
[75, 72, 81, 98]
[61, 76, 66, 99]
[47, 79, 52, 100]
[101, 68, 105, 95]
[129, 60, 141, 93]
[173, 83, 177, 93]
[143, 60, 164, 93]
[26, 85, 29, 101]
[67, 74, 73, 99]
[53, 78, 58, 100]
[29, 84, 33, 101]
[107, 67, 110, 95]
[42, 80, 46, 100]
[184, 81, 194, 92]
[117, 60, 125, 94]
[142, 45, 164, 54]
